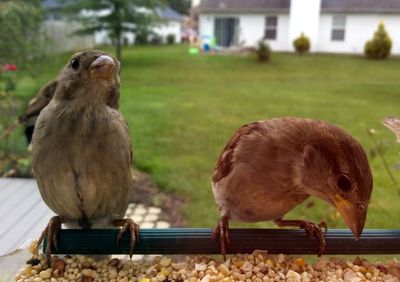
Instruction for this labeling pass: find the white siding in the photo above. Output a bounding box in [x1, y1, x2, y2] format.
[289, 0, 321, 52]
[154, 21, 182, 43]
[199, 10, 400, 54]
[199, 13, 290, 50]
[317, 14, 400, 54]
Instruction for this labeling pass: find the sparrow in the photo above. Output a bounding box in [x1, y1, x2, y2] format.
[20, 66, 120, 144]
[212, 117, 373, 257]
[31, 50, 137, 265]
[0, 65, 120, 144]
[382, 116, 400, 141]
[18, 80, 58, 144]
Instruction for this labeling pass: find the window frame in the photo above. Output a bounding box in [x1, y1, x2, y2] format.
[264, 15, 278, 40]
[331, 15, 346, 41]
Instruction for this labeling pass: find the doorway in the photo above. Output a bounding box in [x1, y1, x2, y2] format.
[214, 17, 239, 47]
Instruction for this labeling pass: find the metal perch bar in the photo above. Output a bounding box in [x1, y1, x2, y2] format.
[45, 228, 400, 255]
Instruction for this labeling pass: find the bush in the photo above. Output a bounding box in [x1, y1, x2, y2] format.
[0, 1, 45, 67]
[293, 33, 310, 54]
[257, 40, 270, 62]
[135, 31, 149, 45]
[150, 35, 163, 45]
[166, 34, 176, 45]
[364, 23, 392, 59]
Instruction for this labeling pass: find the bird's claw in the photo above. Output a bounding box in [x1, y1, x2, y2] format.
[275, 218, 327, 256]
[114, 218, 139, 258]
[37, 216, 62, 267]
[212, 215, 230, 261]
[300, 220, 327, 256]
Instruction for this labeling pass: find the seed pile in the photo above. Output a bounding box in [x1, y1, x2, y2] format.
[14, 251, 400, 282]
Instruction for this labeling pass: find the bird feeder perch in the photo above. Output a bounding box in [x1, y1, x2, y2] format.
[45, 228, 400, 255]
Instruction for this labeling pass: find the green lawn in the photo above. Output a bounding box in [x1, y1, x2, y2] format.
[12, 45, 400, 229]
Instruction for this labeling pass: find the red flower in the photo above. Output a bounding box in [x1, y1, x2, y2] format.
[4, 64, 17, 71]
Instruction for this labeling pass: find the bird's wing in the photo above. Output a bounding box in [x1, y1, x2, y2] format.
[382, 116, 400, 142]
[212, 121, 266, 183]
[19, 80, 58, 122]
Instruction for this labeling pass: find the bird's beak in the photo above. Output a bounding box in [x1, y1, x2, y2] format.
[89, 55, 115, 80]
[333, 194, 366, 240]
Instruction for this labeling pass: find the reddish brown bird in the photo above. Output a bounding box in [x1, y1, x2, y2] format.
[31, 50, 136, 265]
[212, 117, 373, 256]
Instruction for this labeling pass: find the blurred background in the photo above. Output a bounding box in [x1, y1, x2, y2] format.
[0, 0, 399, 236]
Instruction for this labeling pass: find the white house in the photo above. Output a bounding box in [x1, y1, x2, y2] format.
[154, 6, 183, 44]
[197, 0, 400, 54]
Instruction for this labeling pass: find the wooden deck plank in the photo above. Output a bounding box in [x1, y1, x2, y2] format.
[0, 181, 36, 220]
[0, 178, 54, 256]
[0, 178, 27, 203]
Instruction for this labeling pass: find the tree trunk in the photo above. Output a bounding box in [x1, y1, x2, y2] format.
[116, 33, 122, 62]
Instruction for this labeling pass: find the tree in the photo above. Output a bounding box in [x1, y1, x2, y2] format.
[364, 22, 392, 59]
[0, 0, 45, 68]
[63, 0, 162, 61]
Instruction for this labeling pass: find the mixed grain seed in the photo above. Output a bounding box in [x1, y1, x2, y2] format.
[15, 251, 400, 282]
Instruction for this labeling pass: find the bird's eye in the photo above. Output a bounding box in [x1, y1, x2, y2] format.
[70, 58, 80, 70]
[337, 174, 352, 191]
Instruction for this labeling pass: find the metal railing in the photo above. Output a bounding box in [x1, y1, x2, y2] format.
[46, 228, 400, 255]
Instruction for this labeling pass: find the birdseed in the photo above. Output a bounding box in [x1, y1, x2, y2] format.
[14, 251, 400, 282]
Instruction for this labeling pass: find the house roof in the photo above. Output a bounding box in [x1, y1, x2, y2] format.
[155, 6, 183, 21]
[322, 0, 400, 13]
[197, 0, 290, 13]
[197, 0, 400, 14]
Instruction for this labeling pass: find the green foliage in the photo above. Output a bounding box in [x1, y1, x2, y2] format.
[256, 40, 270, 62]
[166, 33, 176, 45]
[364, 23, 392, 59]
[0, 1, 46, 170]
[135, 30, 149, 45]
[293, 33, 310, 54]
[150, 34, 163, 45]
[0, 64, 19, 164]
[0, 0, 46, 68]
[62, 0, 163, 61]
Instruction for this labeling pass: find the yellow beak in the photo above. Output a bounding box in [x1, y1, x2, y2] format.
[334, 194, 366, 240]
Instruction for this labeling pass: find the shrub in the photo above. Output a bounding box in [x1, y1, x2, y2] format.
[150, 35, 163, 45]
[257, 40, 270, 62]
[135, 31, 149, 45]
[166, 34, 176, 45]
[293, 33, 310, 54]
[0, 1, 45, 67]
[364, 23, 392, 59]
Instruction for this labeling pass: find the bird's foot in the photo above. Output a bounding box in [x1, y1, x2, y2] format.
[37, 215, 62, 267]
[300, 220, 327, 256]
[212, 215, 230, 260]
[274, 218, 327, 256]
[114, 218, 139, 258]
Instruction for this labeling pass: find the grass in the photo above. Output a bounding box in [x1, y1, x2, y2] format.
[9, 45, 400, 230]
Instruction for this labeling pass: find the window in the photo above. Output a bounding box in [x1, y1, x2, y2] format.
[265, 16, 278, 40]
[331, 15, 346, 41]
[214, 18, 239, 47]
